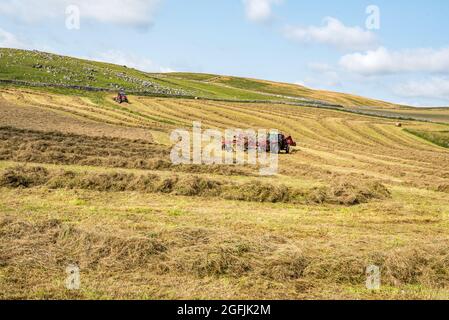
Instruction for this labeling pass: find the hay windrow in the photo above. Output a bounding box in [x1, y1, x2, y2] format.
[0, 218, 167, 271]
[181, 245, 253, 277]
[260, 246, 310, 281]
[308, 179, 391, 205]
[5, 216, 449, 289]
[222, 181, 292, 203]
[0, 126, 257, 176]
[0, 165, 49, 188]
[0, 166, 391, 206]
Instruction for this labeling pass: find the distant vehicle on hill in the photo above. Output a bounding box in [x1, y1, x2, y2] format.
[115, 90, 129, 104]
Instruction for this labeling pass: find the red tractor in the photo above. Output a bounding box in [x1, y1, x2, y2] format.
[115, 91, 129, 104]
[280, 134, 296, 154]
[268, 133, 296, 154]
[222, 133, 297, 154]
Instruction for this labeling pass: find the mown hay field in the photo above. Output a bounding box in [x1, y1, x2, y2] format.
[1, 87, 449, 300]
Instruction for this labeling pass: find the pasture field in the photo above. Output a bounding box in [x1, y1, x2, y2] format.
[1, 87, 449, 300]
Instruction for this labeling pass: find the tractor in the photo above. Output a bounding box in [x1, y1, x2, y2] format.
[268, 133, 296, 154]
[281, 134, 297, 154]
[222, 133, 297, 154]
[115, 90, 129, 104]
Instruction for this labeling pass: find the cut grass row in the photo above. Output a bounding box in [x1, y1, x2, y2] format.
[0, 165, 392, 206]
[1, 177, 449, 299]
[1, 88, 449, 190]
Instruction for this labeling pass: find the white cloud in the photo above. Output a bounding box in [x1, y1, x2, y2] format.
[394, 77, 449, 102]
[340, 47, 449, 76]
[0, 28, 27, 49]
[395, 101, 422, 107]
[303, 62, 342, 88]
[94, 50, 155, 71]
[305, 71, 342, 88]
[159, 67, 176, 73]
[0, 0, 162, 27]
[243, 0, 281, 23]
[0, 28, 56, 52]
[284, 17, 378, 51]
[92, 50, 172, 73]
[307, 62, 334, 73]
[300, 74, 342, 90]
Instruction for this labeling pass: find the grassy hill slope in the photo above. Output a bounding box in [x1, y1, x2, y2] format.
[1, 48, 399, 108]
[160, 72, 399, 108]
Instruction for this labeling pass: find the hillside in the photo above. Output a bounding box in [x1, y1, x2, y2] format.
[0, 48, 398, 108]
[158, 72, 399, 108]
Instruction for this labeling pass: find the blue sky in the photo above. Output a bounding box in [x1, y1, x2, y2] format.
[1, 0, 449, 106]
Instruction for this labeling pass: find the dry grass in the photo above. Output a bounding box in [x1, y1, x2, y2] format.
[0, 97, 155, 141]
[2, 206, 449, 299]
[0, 218, 167, 270]
[1, 87, 449, 300]
[0, 127, 256, 176]
[0, 165, 391, 206]
[308, 179, 391, 205]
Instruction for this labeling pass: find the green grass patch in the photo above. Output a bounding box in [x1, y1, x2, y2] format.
[405, 129, 449, 148]
[0, 48, 187, 95]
